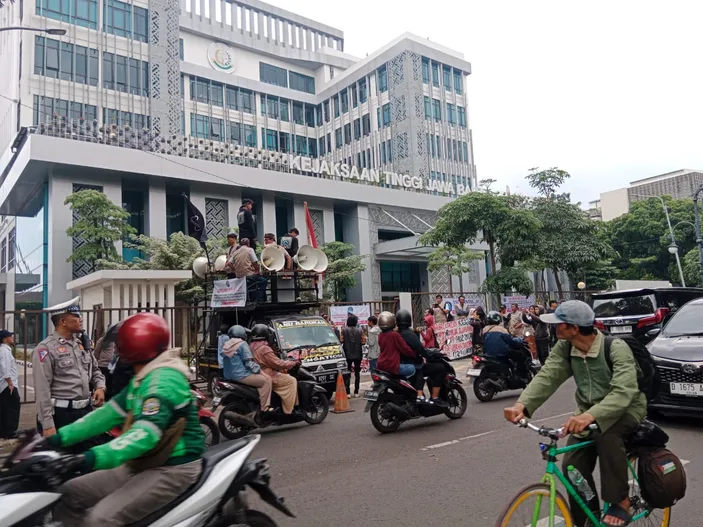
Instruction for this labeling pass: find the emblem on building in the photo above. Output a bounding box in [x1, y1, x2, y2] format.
[207, 43, 235, 73]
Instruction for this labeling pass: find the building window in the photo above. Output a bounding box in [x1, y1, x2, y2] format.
[457, 140, 463, 162]
[36, 0, 98, 29]
[447, 138, 452, 159]
[104, 0, 148, 42]
[381, 141, 387, 164]
[315, 104, 322, 126]
[454, 70, 463, 94]
[443, 65, 452, 91]
[340, 90, 349, 113]
[103, 52, 148, 96]
[436, 135, 441, 157]
[351, 84, 358, 108]
[278, 131, 289, 152]
[333, 95, 340, 118]
[103, 108, 150, 128]
[244, 124, 257, 147]
[458, 106, 466, 128]
[289, 70, 315, 94]
[292, 101, 304, 125]
[262, 128, 278, 151]
[382, 103, 391, 126]
[362, 114, 370, 136]
[422, 57, 429, 84]
[429, 134, 435, 157]
[463, 141, 469, 163]
[344, 123, 351, 145]
[35, 36, 98, 86]
[190, 76, 222, 106]
[241, 89, 254, 113]
[319, 136, 326, 156]
[189, 114, 223, 140]
[260, 62, 288, 88]
[0, 239, 5, 273]
[335, 128, 342, 148]
[424, 96, 431, 119]
[33, 95, 97, 124]
[308, 137, 318, 158]
[326, 133, 331, 153]
[380, 261, 422, 293]
[228, 121, 242, 144]
[295, 135, 308, 156]
[323, 101, 330, 122]
[9, 226, 17, 269]
[431, 61, 440, 87]
[453, 139, 458, 161]
[166, 189, 187, 237]
[447, 103, 456, 126]
[353, 118, 361, 140]
[305, 104, 315, 127]
[179, 38, 184, 60]
[359, 78, 368, 103]
[378, 65, 388, 92]
[432, 99, 441, 121]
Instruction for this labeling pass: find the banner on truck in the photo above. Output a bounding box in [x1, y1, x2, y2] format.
[501, 294, 535, 310]
[441, 296, 483, 317]
[434, 317, 474, 360]
[211, 278, 247, 308]
[330, 304, 371, 326]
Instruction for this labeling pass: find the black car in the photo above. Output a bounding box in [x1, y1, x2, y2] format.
[592, 287, 703, 344]
[647, 298, 703, 415]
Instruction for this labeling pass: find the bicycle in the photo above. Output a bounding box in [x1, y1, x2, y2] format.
[496, 420, 671, 527]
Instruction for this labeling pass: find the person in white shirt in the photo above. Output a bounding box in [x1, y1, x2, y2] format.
[0, 329, 19, 439]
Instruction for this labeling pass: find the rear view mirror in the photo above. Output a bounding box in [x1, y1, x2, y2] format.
[646, 328, 661, 338]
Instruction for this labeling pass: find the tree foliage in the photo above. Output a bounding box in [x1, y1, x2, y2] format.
[480, 266, 534, 297]
[321, 241, 367, 301]
[683, 248, 703, 287]
[427, 245, 483, 293]
[526, 167, 571, 199]
[65, 190, 136, 264]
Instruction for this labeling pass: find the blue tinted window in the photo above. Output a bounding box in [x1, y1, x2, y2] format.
[289, 71, 315, 94]
[260, 62, 288, 88]
[37, 0, 97, 29]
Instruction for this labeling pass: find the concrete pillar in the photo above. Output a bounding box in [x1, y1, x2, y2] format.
[283, 21, 291, 46]
[293, 202, 308, 245]
[323, 207, 335, 245]
[47, 172, 74, 306]
[148, 179, 167, 239]
[343, 204, 373, 301]
[257, 10, 264, 37]
[260, 193, 276, 242]
[306, 28, 313, 51]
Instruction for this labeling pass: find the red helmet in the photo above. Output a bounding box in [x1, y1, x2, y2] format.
[116, 313, 170, 364]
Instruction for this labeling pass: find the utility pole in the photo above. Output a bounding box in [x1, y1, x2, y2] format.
[693, 185, 703, 286]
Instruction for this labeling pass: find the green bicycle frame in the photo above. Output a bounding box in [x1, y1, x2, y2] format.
[531, 439, 647, 527]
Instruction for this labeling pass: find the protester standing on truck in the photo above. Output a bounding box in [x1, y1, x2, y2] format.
[237, 199, 257, 250]
[224, 231, 239, 279]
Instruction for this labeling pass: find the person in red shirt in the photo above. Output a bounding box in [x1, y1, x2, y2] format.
[376, 312, 417, 378]
[421, 314, 438, 349]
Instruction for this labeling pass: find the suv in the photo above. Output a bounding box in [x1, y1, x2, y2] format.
[592, 287, 703, 344]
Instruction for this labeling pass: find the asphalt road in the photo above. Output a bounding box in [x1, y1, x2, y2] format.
[244, 378, 702, 527]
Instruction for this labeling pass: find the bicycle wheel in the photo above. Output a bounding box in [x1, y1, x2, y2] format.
[496, 483, 573, 527]
[625, 456, 672, 527]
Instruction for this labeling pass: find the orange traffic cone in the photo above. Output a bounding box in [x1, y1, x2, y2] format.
[330, 371, 354, 413]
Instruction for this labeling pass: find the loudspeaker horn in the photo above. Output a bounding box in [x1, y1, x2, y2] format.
[192, 256, 209, 278]
[312, 248, 328, 273]
[294, 245, 318, 271]
[214, 254, 227, 272]
[261, 245, 286, 271]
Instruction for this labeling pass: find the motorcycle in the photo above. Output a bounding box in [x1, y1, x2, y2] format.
[465, 341, 540, 402]
[363, 351, 468, 434]
[213, 364, 329, 440]
[0, 430, 294, 527]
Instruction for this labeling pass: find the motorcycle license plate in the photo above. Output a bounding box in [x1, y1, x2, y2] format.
[466, 368, 482, 377]
[316, 373, 337, 384]
[363, 389, 379, 401]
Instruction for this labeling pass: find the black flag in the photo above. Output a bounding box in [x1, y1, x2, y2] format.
[183, 193, 207, 248]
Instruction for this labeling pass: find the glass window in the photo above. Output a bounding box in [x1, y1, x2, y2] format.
[458, 106, 466, 127]
[388, 141, 392, 162]
[453, 139, 458, 161]
[211, 81, 224, 107]
[305, 104, 315, 127]
[446, 138, 452, 159]
[429, 134, 435, 157]
[88, 49, 98, 86]
[443, 65, 452, 91]
[340, 89, 348, 113]
[362, 114, 370, 136]
[378, 65, 387, 92]
[244, 124, 257, 147]
[102, 52, 115, 89]
[45, 39, 60, 78]
[344, 123, 351, 145]
[240, 89, 253, 113]
[308, 137, 317, 158]
[424, 96, 431, 119]
[226, 85, 239, 110]
[333, 95, 340, 118]
[353, 118, 360, 140]
[75, 44, 88, 84]
[381, 141, 387, 164]
[59, 42, 73, 81]
[179, 38, 184, 60]
[129, 58, 141, 95]
[335, 128, 342, 148]
[436, 135, 441, 157]
[115, 55, 128, 92]
[292, 101, 304, 125]
[228, 122, 241, 144]
[315, 104, 322, 126]
[454, 70, 463, 94]
[593, 294, 656, 318]
[279, 131, 290, 152]
[1, 239, 6, 273]
[279, 98, 289, 122]
[323, 100, 330, 122]
[36, 0, 98, 29]
[263, 128, 278, 150]
[422, 57, 429, 84]
[288, 70, 315, 94]
[432, 99, 441, 121]
[662, 303, 703, 337]
[377, 107, 381, 129]
[260, 62, 288, 88]
[351, 84, 358, 108]
[295, 135, 308, 156]
[447, 103, 456, 125]
[463, 142, 469, 162]
[34, 36, 45, 76]
[358, 78, 367, 103]
[319, 136, 326, 156]
[431, 61, 439, 87]
[382, 103, 390, 126]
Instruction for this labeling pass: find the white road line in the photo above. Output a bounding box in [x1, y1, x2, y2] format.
[420, 412, 575, 452]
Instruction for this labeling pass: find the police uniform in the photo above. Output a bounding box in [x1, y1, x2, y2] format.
[33, 300, 105, 446]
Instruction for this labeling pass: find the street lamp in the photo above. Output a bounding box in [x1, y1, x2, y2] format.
[0, 27, 66, 35]
[668, 244, 679, 255]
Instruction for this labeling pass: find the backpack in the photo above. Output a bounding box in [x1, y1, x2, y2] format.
[638, 448, 687, 508]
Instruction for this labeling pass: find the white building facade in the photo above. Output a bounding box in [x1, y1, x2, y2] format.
[0, 0, 482, 309]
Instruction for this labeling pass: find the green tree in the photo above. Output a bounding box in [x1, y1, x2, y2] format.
[526, 167, 570, 199]
[477, 178, 498, 193]
[683, 248, 703, 287]
[65, 190, 136, 265]
[321, 241, 367, 301]
[427, 246, 484, 293]
[480, 266, 534, 297]
[571, 259, 618, 291]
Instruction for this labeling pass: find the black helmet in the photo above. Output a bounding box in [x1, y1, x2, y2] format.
[378, 311, 396, 331]
[395, 309, 412, 329]
[250, 324, 271, 341]
[486, 311, 502, 326]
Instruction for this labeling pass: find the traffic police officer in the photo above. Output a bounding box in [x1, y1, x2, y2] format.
[33, 298, 106, 443]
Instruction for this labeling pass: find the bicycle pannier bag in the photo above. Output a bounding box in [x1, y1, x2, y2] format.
[638, 448, 686, 509]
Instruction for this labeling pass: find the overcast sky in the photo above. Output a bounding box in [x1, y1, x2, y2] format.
[279, 0, 703, 205]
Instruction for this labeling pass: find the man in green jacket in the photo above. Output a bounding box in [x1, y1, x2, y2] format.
[504, 300, 646, 527]
[49, 313, 205, 527]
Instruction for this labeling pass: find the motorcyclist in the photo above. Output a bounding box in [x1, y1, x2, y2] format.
[222, 325, 272, 412]
[396, 309, 447, 407]
[482, 310, 529, 381]
[46, 312, 205, 526]
[249, 324, 299, 415]
[376, 312, 417, 379]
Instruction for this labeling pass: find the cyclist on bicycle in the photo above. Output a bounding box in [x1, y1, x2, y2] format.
[503, 300, 645, 527]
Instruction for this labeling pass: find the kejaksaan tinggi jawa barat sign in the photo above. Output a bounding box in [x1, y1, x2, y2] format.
[287, 155, 471, 196]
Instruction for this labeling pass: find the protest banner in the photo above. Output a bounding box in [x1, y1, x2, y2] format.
[330, 304, 371, 326]
[211, 278, 247, 308]
[433, 317, 474, 360]
[501, 294, 535, 310]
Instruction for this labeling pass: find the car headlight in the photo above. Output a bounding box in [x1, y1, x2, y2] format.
[650, 354, 664, 364]
[336, 360, 347, 370]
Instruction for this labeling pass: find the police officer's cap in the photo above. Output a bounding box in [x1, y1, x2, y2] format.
[46, 296, 82, 317]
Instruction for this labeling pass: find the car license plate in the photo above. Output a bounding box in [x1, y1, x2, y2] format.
[610, 326, 632, 334]
[363, 389, 379, 401]
[466, 368, 482, 377]
[670, 382, 703, 396]
[316, 373, 336, 384]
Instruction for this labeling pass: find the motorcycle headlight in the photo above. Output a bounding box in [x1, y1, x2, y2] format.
[337, 360, 347, 370]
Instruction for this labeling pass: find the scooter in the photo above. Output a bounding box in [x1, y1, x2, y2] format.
[0, 430, 294, 526]
[363, 350, 468, 434]
[466, 342, 540, 402]
[213, 364, 329, 440]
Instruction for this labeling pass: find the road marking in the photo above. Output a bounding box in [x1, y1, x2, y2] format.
[420, 412, 575, 452]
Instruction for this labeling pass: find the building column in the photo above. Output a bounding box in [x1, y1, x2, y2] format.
[344, 204, 373, 301]
[323, 208, 335, 245]
[292, 202, 308, 245]
[148, 180, 167, 239]
[47, 171, 74, 306]
[260, 193, 276, 242]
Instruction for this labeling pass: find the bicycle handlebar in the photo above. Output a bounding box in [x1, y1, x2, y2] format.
[517, 418, 599, 438]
